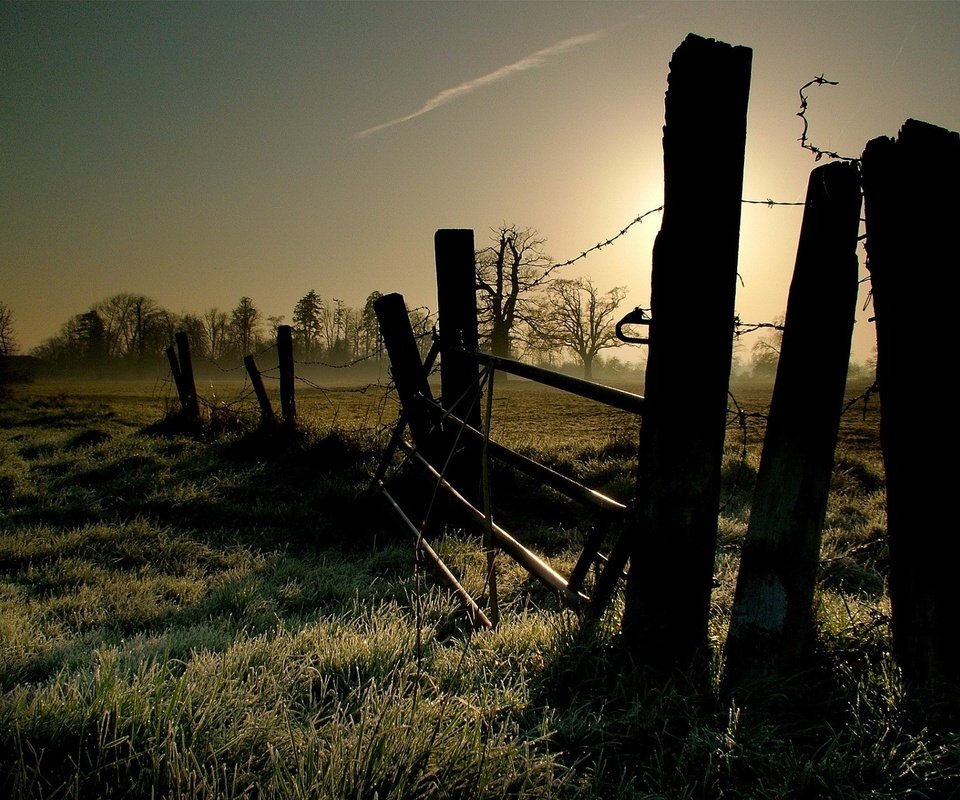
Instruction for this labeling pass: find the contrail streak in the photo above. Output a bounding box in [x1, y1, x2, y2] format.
[355, 31, 603, 139]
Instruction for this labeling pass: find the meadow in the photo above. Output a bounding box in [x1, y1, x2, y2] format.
[0, 374, 957, 798]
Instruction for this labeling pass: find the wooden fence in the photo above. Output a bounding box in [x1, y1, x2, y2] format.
[367, 34, 959, 690]
[161, 33, 959, 690]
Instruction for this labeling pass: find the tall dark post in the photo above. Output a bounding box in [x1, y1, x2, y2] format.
[622, 34, 752, 672]
[861, 119, 960, 689]
[174, 331, 200, 420]
[277, 325, 296, 426]
[374, 293, 437, 458]
[436, 229, 482, 501]
[243, 354, 274, 425]
[724, 162, 862, 684]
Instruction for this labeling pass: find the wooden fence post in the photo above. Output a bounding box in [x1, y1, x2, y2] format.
[374, 293, 437, 458]
[622, 33, 752, 672]
[174, 331, 200, 420]
[861, 119, 960, 689]
[277, 325, 296, 426]
[166, 334, 199, 421]
[724, 161, 862, 684]
[243, 354, 274, 425]
[436, 229, 483, 501]
[165, 345, 186, 407]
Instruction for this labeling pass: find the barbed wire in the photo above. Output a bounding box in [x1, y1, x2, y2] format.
[294, 350, 382, 369]
[542, 206, 664, 276]
[841, 381, 879, 419]
[734, 318, 786, 338]
[797, 75, 859, 163]
[199, 342, 278, 373]
[741, 198, 806, 207]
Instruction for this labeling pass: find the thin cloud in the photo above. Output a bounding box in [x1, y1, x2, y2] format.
[355, 31, 603, 139]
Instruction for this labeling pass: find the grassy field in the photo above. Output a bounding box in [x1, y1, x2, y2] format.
[0, 376, 956, 798]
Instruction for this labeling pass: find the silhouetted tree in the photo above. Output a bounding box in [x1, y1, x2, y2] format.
[749, 315, 784, 378]
[228, 296, 262, 356]
[361, 291, 384, 359]
[202, 308, 229, 361]
[0, 301, 17, 356]
[476, 225, 554, 358]
[529, 278, 626, 380]
[292, 290, 325, 358]
[177, 313, 209, 359]
[322, 298, 351, 363]
[77, 310, 108, 363]
[93, 293, 170, 359]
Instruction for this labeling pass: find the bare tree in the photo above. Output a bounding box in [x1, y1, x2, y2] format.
[475, 225, 554, 358]
[749, 314, 784, 378]
[0, 301, 18, 356]
[529, 278, 626, 380]
[177, 313, 210, 359]
[94, 293, 170, 360]
[202, 308, 229, 361]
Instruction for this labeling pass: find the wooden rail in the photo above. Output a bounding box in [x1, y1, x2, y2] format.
[400, 442, 589, 604]
[416, 393, 627, 515]
[452, 348, 645, 415]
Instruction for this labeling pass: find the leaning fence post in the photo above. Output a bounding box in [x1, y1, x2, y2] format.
[861, 119, 960, 690]
[165, 345, 186, 408]
[436, 229, 483, 501]
[277, 325, 296, 426]
[243, 354, 274, 425]
[166, 334, 199, 421]
[374, 293, 437, 459]
[724, 161, 862, 685]
[622, 33, 752, 672]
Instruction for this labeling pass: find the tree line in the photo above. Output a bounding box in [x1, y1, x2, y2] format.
[4, 225, 854, 381]
[25, 291, 390, 371]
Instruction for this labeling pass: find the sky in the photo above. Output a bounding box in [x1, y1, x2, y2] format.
[3, 1, 959, 364]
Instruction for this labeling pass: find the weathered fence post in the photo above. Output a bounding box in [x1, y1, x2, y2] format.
[861, 119, 960, 689]
[277, 325, 296, 426]
[436, 229, 483, 501]
[374, 293, 437, 457]
[622, 33, 752, 672]
[165, 332, 200, 420]
[174, 332, 200, 420]
[243, 354, 274, 425]
[165, 344, 185, 404]
[724, 161, 862, 684]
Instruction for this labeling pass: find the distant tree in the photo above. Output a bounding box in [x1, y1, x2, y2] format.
[94, 293, 170, 360]
[322, 298, 350, 363]
[408, 305, 436, 361]
[749, 315, 784, 378]
[177, 313, 210, 359]
[266, 315, 285, 340]
[228, 296, 262, 357]
[476, 225, 554, 358]
[202, 308, 229, 361]
[0, 301, 18, 356]
[77, 310, 108, 362]
[360, 291, 384, 359]
[292, 290, 325, 358]
[529, 278, 627, 380]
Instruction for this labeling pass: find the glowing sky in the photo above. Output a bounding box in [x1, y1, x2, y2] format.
[3, 1, 959, 362]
